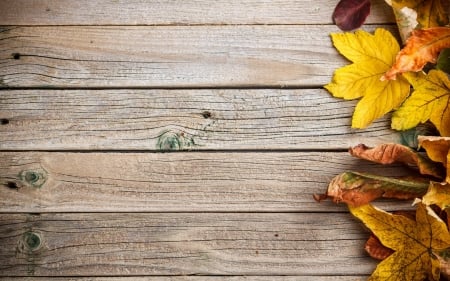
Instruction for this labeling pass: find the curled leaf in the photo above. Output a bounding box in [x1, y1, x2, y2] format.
[332, 0, 371, 31]
[422, 181, 450, 209]
[350, 203, 450, 281]
[350, 143, 444, 178]
[419, 136, 450, 166]
[389, 0, 450, 33]
[383, 27, 450, 80]
[316, 171, 429, 206]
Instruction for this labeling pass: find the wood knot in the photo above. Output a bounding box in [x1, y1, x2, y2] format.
[19, 168, 48, 188]
[18, 231, 43, 252]
[157, 130, 195, 151]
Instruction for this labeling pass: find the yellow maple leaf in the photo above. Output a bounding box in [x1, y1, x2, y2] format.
[392, 70, 450, 136]
[325, 28, 411, 128]
[350, 203, 450, 281]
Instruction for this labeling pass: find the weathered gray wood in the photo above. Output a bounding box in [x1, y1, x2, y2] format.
[0, 212, 376, 276]
[0, 25, 396, 88]
[0, 0, 394, 25]
[0, 277, 369, 281]
[0, 89, 402, 150]
[0, 152, 416, 213]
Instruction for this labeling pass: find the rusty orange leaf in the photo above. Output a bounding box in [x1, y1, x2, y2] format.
[383, 27, 450, 80]
[316, 171, 429, 206]
[365, 234, 394, 261]
[349, 143, 444, 179]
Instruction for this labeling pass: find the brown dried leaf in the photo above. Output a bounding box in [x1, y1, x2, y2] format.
[419, 136, 450, 166]
[383, 27, 450, 80]
[365, 234, 395, 261]
[317, 171, 429, 206]
[350, 143, 444, 179]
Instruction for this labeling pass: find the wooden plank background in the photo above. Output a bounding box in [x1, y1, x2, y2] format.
[0, 0, 406, 279]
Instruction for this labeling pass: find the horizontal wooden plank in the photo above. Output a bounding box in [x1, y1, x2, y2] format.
[0, 25, 396, 88]
[0, 277, 369, 281]
[0, 212, 376, 276]
[0, 0, 394, 25]
[0, 152, 416, 212]
[0, 89, 401, 150]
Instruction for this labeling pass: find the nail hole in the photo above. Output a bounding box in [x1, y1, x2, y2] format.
[201, 111, 212, 119]
[1, 119, 9, 125]
[274, 233, 279, 237]
[6, 181, 18, 189]
[12, 53, 20, 60]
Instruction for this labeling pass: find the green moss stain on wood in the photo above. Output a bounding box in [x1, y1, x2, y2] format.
[16, 214, 45, 276]
[19, 168, 48, 188]
[157, 130, 196, 151]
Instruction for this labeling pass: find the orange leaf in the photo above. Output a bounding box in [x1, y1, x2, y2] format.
[365, 234, 394, 261]
[349, 143, 444, 178]
[419, 136, 450, 166]
[383, 27, 450, 80]
[317, 171, 429, 206]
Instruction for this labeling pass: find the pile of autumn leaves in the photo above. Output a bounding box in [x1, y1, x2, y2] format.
[317, 0, 450, 280]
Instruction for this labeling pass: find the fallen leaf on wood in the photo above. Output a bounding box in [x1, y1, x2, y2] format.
[350, 203, 450, 280]
[316, 171, 429, 206]
[392, 71, 450, 136]
[325, 28, 410, 128]
[423, 182, 450, 209]
[419, 136, 450, 167]
[332, 0, 371, 31]
[349, 143, 444, 179]
[383, 27, 450, 80]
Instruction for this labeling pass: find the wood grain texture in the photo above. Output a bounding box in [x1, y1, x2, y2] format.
[0, 25, 395, 88]
[0, 276, 370, 280]
[0, 212, 376, 276]
[0, 89, 401, 150]
[0, 0, 394, 25]
[0, 152, 416, 213]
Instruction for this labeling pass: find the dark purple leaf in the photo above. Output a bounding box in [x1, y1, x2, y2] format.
[332, 0, 371, 31]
